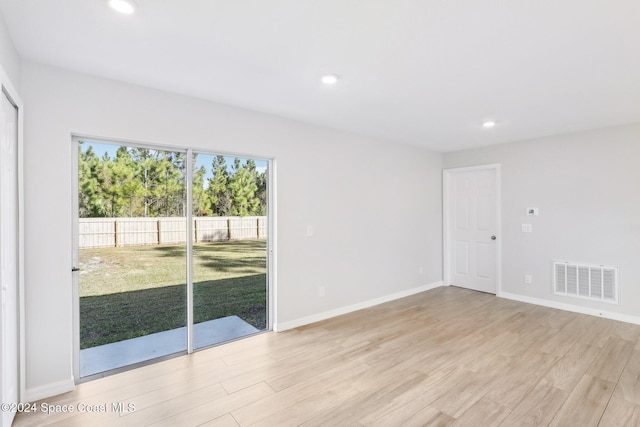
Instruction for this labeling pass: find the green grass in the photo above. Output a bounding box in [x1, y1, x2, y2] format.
[79, 240, 267, 349]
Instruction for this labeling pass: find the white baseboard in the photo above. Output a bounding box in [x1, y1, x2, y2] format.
[500, 292, 640, 326]
[24, 377, 75, 402]
[274, 281, 444, 332]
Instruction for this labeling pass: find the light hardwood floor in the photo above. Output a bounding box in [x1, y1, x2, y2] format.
[13, 286, 640, 426]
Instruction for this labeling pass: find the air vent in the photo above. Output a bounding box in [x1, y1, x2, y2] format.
[553, 261, 618, 304]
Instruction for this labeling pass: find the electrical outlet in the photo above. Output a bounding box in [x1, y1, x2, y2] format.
[524, 274, 533, 284]
[319, 286, 325, 297]
[527, 208, 539, 216]
[419, 267, 424, 275]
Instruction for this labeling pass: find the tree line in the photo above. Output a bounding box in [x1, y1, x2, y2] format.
[79, 144, 267, 218]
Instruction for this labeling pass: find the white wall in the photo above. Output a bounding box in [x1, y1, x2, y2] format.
[20, 61, 443, 398]
[444, 124, 640, 318]
[0, 11, 20, 87]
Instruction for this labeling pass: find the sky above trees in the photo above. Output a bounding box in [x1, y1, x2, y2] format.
[78, 141, 267, 218]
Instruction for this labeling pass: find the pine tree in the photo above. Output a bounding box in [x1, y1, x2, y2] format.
[256, 168, 268, 216]
[155, 154, 184, 217]
[102, 147, 143, 217]
[208, 155, 231, 216]
[229, 158, 260, 216]
[192, 153, 211, 216]
[78, 143, 268, 219]
[78, 144, 106, 217]
[130, 148, 157, 217]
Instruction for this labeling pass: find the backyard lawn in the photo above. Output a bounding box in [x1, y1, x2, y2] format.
[79, 240, 267, 349]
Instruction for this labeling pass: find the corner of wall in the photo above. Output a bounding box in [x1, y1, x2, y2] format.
[0, 8, 22, 88]
[274, 281, 444, 332]
[500, 291, 640, 327]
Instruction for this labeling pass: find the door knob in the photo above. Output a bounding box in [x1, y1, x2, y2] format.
[491, 236, 496, 240]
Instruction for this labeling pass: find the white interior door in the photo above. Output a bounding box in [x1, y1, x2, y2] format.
[0, 88, 19, 427]
[444, 165, 500, 294]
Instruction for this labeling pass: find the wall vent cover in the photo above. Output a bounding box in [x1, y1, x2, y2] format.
[553, 261, 618, 304]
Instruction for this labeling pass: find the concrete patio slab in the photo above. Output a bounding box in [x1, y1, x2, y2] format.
[80, 315, 260, 377]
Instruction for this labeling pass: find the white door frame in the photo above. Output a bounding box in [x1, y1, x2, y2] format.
[0, 66, 25, 424]
[443, 164, 502, 296]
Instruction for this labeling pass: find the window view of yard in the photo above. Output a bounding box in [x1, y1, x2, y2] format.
[77, 140, 269, 368]
[79, 240, 267, 349]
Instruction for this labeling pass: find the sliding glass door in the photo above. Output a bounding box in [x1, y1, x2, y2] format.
[192, 153, 268, 350]
[73, 139, 270, 378]
[76, 141, 188, 377]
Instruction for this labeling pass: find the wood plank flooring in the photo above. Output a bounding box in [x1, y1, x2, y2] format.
[13, 286, 640, 426]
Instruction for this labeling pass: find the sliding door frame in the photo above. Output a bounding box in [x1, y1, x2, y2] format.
[71, 135, 275, 381]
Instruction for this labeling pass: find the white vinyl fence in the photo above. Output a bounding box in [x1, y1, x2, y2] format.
[79, 216, 267, 248]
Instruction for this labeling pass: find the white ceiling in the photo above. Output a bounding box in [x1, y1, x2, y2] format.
[1, 0, 640, 152]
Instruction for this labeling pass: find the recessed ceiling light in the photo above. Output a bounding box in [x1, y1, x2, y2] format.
[321, 74, 339, 85]
[482, 120, 496, 128]
[109, 0, 137, 14]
